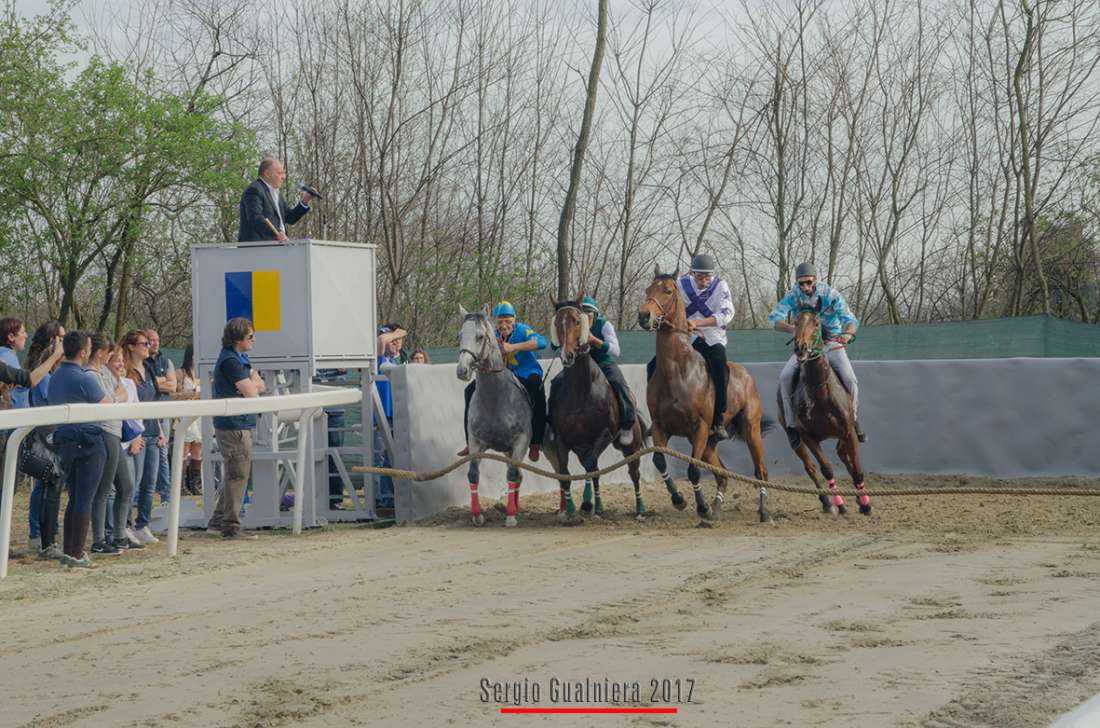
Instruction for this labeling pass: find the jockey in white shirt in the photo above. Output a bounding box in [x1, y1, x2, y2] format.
[646, 252, 735, 441]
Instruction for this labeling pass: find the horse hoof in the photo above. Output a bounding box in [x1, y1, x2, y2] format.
[473, 514, 485, 527]
[837, 504, 848, 516]
[671, 493, 687, 511]
[696, 519, 714, 529]
[859, 504, 872, 515]
[635, 512, 647, 522]
[581, 501, 593, 513]
[819, 496, 832, 513]
[697, 506, 713, 521]
[505, 515, 518, 528]
[711, 498, 723, 519]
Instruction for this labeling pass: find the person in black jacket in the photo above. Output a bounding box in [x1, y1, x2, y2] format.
[237, 157, 314, 242]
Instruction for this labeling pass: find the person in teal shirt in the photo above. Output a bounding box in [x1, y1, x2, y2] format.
[458, 301, 548, 461]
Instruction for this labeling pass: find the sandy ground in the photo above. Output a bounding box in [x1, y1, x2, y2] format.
[3, 474, 1100, 728]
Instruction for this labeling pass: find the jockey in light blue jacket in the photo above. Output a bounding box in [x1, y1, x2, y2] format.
[768, 262, 864, 449]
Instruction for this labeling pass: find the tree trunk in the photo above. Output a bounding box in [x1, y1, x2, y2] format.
[555, 0, 608, 300]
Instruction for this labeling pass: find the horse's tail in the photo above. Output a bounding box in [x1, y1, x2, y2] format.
[728, 411, 777, 440]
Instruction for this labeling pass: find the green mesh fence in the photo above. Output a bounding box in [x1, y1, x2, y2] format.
[427, 315, 1100, 364]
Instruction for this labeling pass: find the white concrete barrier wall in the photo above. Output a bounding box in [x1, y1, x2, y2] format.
[390, 358, 1100, 522]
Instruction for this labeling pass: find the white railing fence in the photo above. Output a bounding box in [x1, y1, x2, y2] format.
[0, 386, 362, 578]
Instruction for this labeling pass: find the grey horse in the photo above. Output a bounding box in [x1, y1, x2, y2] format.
[456, 305, 533, 527]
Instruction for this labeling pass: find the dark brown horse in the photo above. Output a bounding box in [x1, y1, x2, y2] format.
[778, 305, 871, 515]
[545, 298, 647, 520]
[637, 270, 771, 523]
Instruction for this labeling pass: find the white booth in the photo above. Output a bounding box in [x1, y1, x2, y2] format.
[189, 240, 380, 528]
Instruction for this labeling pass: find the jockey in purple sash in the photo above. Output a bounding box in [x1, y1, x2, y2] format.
[646, 252, 735, 440]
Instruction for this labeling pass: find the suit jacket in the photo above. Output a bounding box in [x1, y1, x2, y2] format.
[237, 178, 310, 242]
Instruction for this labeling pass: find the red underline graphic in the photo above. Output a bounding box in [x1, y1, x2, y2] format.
[500, 707, 679, 715]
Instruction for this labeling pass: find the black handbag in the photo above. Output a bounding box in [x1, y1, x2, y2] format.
[19, 427, 62, 482]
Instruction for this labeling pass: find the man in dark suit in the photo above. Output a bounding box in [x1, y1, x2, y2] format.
[237, 157, 314, 242]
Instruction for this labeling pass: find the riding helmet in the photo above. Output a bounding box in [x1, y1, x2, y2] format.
[795, 262, 817, 280]
[492, 300, 517, 318]
[689, 252, 717, 273]
[580, 295, 599, 313]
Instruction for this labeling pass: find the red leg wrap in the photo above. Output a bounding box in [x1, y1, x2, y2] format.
[469, 483, 481, 516]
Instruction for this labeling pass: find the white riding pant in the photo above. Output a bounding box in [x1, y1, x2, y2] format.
[779, 344, 859, 425]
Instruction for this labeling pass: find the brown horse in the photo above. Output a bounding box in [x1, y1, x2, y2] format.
[637, 270, 771, 523]
[778, 305, 871, 515]
[545, 298, 647, 520]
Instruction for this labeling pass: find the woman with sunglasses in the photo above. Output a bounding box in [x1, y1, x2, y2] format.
[121, 330, 163, 545]
[768, 262, 864, 449]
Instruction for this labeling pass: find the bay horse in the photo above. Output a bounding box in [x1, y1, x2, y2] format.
[637, 269, 771, 523]
[456, 305, 533, 527]
[545, 297, 647, 520]
[778, 304, 871, 515]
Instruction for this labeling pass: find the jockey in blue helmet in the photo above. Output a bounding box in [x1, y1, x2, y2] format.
[458, 300, 548, 461]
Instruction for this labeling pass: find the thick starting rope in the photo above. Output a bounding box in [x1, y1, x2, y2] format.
[352, 446, 1100, 499]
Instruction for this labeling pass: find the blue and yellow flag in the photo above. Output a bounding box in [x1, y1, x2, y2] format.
[225, 271, 281, 331]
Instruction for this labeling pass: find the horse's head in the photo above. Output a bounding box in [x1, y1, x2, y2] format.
[550, 295, 590, 367]
[638, 266, 681, 330]
[456, 304, 498, 381]
[792, 299, 824, 363]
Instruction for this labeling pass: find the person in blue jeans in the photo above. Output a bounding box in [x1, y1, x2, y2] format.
[122, 330, 164, 545]
[47, 331, 110, 568]
[145, 329, 176, 505]
[373, 325, 407, 512]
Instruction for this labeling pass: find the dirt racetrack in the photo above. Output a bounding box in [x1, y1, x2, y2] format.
[3, 473, 1100, 727]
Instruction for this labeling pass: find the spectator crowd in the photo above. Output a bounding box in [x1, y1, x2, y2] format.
[1, 315, 431, 570]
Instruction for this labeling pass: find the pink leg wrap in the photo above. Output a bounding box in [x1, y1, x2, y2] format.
[559, 489, 566, 512]
[828, 479, 845, 507]
[469, 483, 481, 516]
[856, 482, 870, 507]
[507, 482, 519, 517]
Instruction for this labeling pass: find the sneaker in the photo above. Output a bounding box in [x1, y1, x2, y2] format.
[113, 538, 143, 551]
[37, 544, 65, 561]
[91, 542, 122, 556]
[786, 426, 802, 450]
[221, 530, 258, 541]
[527, 444, 541, 462]
[65, 552, 95, 569]
[136, 526, 159, 544]
[124, 527, 144, 547]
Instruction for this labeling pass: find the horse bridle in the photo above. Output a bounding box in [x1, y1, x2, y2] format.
[459, 319, 505, 374]
[644, 292, 690, 333]
[554, 305, 590, 365]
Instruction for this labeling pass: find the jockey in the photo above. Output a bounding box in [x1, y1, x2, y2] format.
[550, 295, 637, 445]
[647, 252, 735, 441]
[768, 261, 864, 449]
[458, 300, 548, 461]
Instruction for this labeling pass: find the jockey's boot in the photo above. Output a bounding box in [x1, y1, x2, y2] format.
[528, 443, 541, 462]
[785, 426, 802, 450]
[855, 421, 867, 443]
